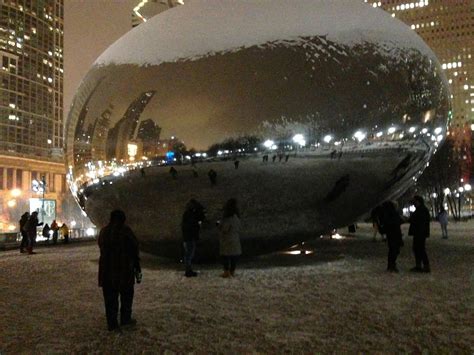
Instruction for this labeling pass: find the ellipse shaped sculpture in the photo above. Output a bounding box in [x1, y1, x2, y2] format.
[66, 0, 450, 258]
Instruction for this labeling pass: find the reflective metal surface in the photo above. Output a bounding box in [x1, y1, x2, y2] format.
[65, 1, 450, 257]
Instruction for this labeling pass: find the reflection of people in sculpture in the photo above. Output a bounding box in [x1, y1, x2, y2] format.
[208, 169, 217, 185]
[218, 198, 242, 278]
[169, 166, 178, 179]
[181, 199, 206, 277]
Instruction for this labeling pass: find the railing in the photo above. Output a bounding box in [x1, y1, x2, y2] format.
[0, 227, 97, 250]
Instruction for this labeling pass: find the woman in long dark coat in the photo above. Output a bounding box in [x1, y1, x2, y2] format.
[98, 210, 140, 331]
[380, 201, 403, 273]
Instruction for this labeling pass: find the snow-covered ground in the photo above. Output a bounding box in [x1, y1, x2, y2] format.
[1, 221, 472, 353]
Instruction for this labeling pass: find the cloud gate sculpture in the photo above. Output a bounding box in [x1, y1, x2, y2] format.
[66, 1, 450, 258]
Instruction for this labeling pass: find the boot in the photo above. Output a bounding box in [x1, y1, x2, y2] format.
[27, 247, 36, 255]
[221, 271, 231, 278]
[229, 270, 235, 277]
[20, 248, 25, 253]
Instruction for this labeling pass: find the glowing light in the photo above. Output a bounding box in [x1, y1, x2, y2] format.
[409, 205, 416, 212]
[323, 135, 333, 143]
[8, 224, 15, 231]
[353, 130, 366, 142]
[421, 128, 428, 134]
[292, 134, 306, 146]
[387, 127, 397, 134]
[70, 221, 77, 227]
[409, 126, 416, 133]
[434, 127, 442, 135]
[7, 199, 16, 207]
[10, 188, 21, 197]
[464, 184, 472, 192]
[376, 131, 383, 138]
[443, 188, 451, 195]
[86, 228, 95, 237]
[332, 233, 345, 240]
[263, 139, 274, 148]
[128, 143, 138, 158]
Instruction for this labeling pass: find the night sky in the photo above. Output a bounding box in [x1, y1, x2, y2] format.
[64, 0, 137, 115]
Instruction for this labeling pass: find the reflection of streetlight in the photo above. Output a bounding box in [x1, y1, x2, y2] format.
[464, 184, 472, 192]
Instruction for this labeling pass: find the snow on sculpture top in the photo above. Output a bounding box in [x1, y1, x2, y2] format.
[95, 0, 438, 67]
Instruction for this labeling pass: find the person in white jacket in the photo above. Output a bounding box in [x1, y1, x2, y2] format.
[218, 198, 242, 278]
[437, 208, 448, 239]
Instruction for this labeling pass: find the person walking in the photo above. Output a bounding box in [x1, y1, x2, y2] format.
[408, 195, 431, 273]
[181, 199, 206, 277]
[380, 201, 403, 273]
[19, 212, 30, 253]
[51, 220, 59, 244]
[24, 211, 43, 254]
[437, 208, 448, 239]
[98, 210, 141, 331]
[218, 198, 242, 278]
[60, 223, 70, 243]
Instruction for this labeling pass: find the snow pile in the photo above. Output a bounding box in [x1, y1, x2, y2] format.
[95, 0, 437, 67]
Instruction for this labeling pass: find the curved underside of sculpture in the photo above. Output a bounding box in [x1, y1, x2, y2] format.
[66, 1, 450, 258]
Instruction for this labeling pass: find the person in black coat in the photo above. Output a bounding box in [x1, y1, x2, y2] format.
[98, 210, 140, 331]
[408, 195, 431, 273]
[19, 212, 29, 253]
[181, 199, 206, 277]
[380, 201, 403, 272]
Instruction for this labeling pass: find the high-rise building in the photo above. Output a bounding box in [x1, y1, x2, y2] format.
[0, 0, 66, 231]
[366, 0, 473, 181]
[132, 0, 183, 27]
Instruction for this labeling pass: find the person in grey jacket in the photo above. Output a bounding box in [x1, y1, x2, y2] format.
[218, 198, 242, 278]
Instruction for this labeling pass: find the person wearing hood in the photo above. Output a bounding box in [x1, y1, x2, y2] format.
[98, 210, 141, 331]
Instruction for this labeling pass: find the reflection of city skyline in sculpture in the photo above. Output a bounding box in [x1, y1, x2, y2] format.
[66, 1, 450, 258]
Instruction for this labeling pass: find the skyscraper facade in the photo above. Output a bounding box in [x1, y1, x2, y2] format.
[366, 0, 473, 181]
[0, 0, 66, 231]
[132, 0, 183, 27]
